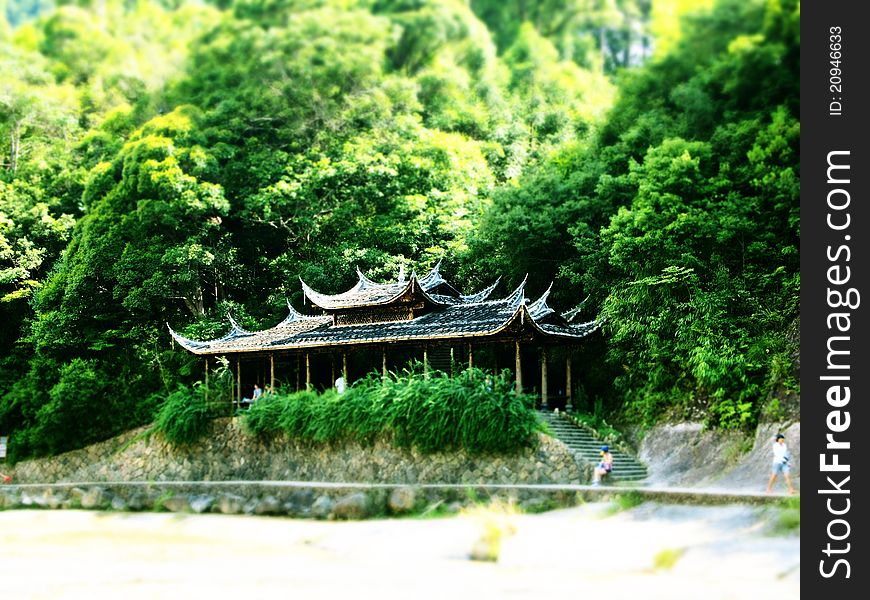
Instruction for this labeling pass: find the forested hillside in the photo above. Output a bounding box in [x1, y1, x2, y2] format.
[0, 0, 799, 460]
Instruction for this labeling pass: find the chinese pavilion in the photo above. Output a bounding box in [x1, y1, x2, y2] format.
[168, 261, 598, 409]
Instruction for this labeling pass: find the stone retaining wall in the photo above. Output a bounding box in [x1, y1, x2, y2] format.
[0, 482, 573, 518]
[6, 418, 585, 486]
[0, 481, 787, 521]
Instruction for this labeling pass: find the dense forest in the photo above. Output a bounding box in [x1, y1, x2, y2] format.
[0, 0, 799, 460]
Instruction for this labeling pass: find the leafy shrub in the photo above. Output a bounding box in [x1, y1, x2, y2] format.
[30, 359, 115, 456]
[244, 367, 540, 455]
[153, 360, 233, 445]
[567, 411, 622, 444]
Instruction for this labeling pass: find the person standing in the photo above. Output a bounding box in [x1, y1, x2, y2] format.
[766, 433, 796, 494]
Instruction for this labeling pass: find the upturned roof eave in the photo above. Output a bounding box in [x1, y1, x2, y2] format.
[171, 301, 523, 355]
[300, 260, 454, 310]
[173, 303, 597, 356]
[300, 275, 415, 310]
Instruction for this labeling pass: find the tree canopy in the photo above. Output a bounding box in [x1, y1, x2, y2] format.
[0, 0, 799, 460]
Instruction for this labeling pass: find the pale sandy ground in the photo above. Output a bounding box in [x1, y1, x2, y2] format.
[0, 502, 798, 600]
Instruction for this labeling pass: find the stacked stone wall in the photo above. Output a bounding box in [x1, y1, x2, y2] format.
[7, 418, 582, 486]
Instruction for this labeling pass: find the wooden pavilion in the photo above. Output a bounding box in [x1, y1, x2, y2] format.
[168, 261, 598, 409]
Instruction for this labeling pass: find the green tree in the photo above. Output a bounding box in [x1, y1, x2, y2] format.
[9, 106, 231, 456]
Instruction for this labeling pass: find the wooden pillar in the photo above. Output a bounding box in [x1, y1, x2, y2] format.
[305, 353, 311, 391]
[450, 347, 455, 377]
[295, 355, 301, 392]
[566, 354, 573, 411]
[541, 347, 549, 409]
[204, 358, 209, 402]
[342, 352, 348, 382]
[236, 358, 241, 408]
[382, 348, 388, 378]
[270, 354, 275, 392]
[423, 346, 429, 378]
[515, 341, 522, 394]
[331, 354, 336, 386]
[468, 343, 473, 370]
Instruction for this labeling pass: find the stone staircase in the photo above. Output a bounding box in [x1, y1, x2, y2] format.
[538, 411, 648, 483]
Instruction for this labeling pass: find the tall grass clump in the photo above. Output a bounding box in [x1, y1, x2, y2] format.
[153, 360, 234, 445]
[243, 367, 540, 455]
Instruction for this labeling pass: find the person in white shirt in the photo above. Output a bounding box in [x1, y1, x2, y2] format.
[766, 433, 796, 494]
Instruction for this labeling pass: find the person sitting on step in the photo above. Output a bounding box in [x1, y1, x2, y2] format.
[592, 445, 613, 486]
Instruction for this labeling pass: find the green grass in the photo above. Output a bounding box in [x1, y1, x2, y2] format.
[243, 367, 540, 455]
[405, 500, 457, 520]
[604, 490, 646, 516]
[565, 411, 622, 444]
[153, 490, 175, 512]
[153, 376, 234, 446]
[772, 496, 800, 533]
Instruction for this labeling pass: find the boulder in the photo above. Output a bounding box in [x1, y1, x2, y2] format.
[127, 491, 150, 511]
[388, 486, 418, 514]
[217, 493, 245, 515]
[311, 495, 334, 519]
[190, 494, 215, 514]
[332, 492, 371, 520]
[253, 495, 283, 516]
[80, 487, 107, 509]
[161, 495, 191, 513]
[111, 496, 128, 511]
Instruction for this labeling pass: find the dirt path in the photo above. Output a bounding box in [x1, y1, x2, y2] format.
[0, 501, 798, 599]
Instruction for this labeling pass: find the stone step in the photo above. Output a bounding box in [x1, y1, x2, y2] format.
[539, 411, 647, 482]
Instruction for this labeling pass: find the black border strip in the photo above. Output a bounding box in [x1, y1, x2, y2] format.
[801, 0, 869, 594]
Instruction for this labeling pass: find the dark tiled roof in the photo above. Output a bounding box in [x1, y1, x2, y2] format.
[300, 259, 500, 310]
[168, 304, 331, 353]
[169, 263, 598, 355]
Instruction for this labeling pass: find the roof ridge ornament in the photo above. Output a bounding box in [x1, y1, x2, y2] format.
[503, 274, 528, 308]
[398, 264, 406, 283]
[278, 299, 319, 324]
[561, 295, 590, 323]
[227, 313, 251, 335]
[529, 281, 553, 307]
[418, 258, 445, 290]
[166, 323, 206, 351]
[528, 281, 556, 320]
[460, 277, 501, 304]
[356, 266, 381, 289]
